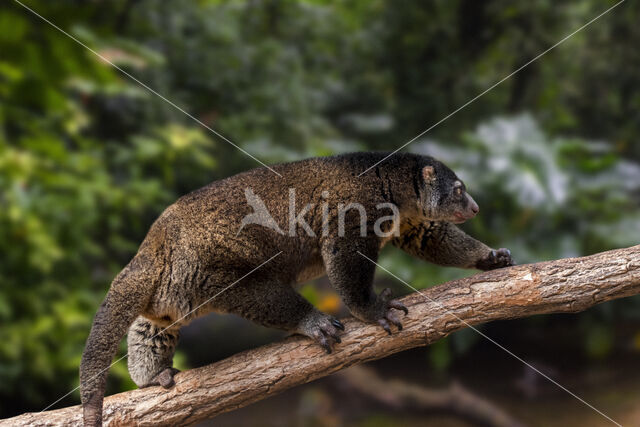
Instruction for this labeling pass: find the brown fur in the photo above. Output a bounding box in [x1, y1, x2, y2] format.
[80, 152, 513, 426]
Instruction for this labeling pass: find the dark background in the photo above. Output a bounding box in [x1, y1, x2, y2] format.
[1, 0, 639, 425]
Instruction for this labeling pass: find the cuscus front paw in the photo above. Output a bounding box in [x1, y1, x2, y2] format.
[374, 288, 408, 335]
[298, 311, 345, 354]
[476, 248, 514, 271]
[143, 367, 180, 389]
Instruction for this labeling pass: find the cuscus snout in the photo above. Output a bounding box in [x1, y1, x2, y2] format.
[454, 193, 480, 222]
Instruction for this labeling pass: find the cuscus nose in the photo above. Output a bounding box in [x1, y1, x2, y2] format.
[467, 193, 479, 217]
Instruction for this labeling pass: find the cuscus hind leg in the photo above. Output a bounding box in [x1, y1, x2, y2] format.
[127, 316, 180, 389]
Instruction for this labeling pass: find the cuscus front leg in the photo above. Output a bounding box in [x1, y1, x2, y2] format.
[392, 221, 515, 271]
[322, 239, 409, 336]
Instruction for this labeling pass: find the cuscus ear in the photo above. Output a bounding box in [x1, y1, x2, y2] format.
[421, 165, 436, 183]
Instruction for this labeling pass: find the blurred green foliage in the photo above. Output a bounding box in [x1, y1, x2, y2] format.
[0, 0, 639, 417]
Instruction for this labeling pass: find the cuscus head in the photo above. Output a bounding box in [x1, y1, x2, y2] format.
[418, 159, 479, 224]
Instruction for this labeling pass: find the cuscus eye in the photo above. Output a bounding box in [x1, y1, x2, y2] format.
[453, 182, 463, 196]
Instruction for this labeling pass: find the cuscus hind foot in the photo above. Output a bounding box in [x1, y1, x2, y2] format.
[375, 288, 409, 335]
[298, 311, 345, 354]
[143, 367, 180, 389]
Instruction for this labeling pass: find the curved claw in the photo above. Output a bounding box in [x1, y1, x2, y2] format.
[332, 319, 345, 331]
[386, 311, 403, 331]
[501, 248, 515, 266]
[495, 248, 514, 266]
[319, 324, 342, 349]
[380, 287, 393, 302]
[378, 318, 392, 335]
[388, 300, 409, 315]
[317, 332, 332, 354]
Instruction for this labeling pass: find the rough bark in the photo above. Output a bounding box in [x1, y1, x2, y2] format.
[4, 245, 640, 426]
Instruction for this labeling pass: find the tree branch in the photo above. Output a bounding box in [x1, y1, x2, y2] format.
[331, 365, 524, 427]
[5, 245, 640, 426]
